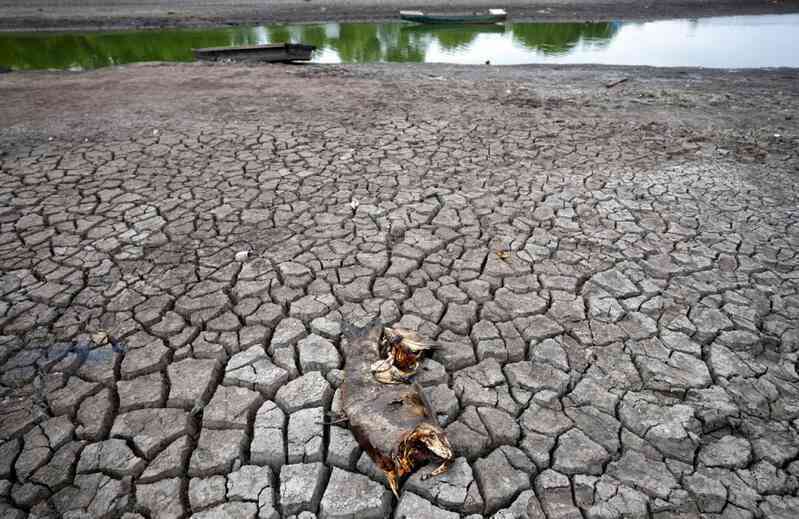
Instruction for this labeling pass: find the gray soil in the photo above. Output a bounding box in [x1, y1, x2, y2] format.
[1, 61, 799, 518]
[0, 0, 798, 30]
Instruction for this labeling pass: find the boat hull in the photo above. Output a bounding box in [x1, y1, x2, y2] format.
[400, 13, 507, 24]
[193, 43, 315, 63]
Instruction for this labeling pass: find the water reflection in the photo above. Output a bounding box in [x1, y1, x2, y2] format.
[0, 21, 616, 69]
[511, 21, 617, 55]
[0, 28, 262, 70]
[0, 15, 797, 70]
[402, 24, 506, 51]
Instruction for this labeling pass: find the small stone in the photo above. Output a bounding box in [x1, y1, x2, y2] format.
[493, 288, 547, 318]
[416, 358, 448, 387]
[327, 369, 345, 388]
[567, 377, 618, 415]
[440, 301, 478, 335]
[520, 432, 555, 471]
[228, 465, 275, 503]
[405, 457, 484, 514]
[117, 373, 165, 412]
[311, 317, 342, 339]
[318, 467, 392, 519]
[287, 407, 324, 463]
[0, 503, 24, 519]
[76, 387, 113, 440]
[280, 462, 328, 516]
[298, 334, 341, 375]
[192, 502, 259, 518]
[167, 358, 220, 409]
[189, 428, 247, 476]
[698, 435, 752, 468]
[491, 489, 546, 519]
[111, 408, 194, 459]
[270, 318, 307, 352]
[591, 269, 638, 298]
[607, 450, 677, 500]
[434, 331, 477, 371]
[684, 471, 727, 513]
[51, 473, 130, 518]
[618, 312, 658, 339]
[224, 346, 288, 398]
[278, 262, 313, 287]
[30, 440, 81, 491]
[563, 405, 620, 456]
[552, 428, 609, 475]
[425, 384, 460, 426]
[519, 398, 572, 434]
[478, 407, 520, 446]
[474, 447, 532, 514]
[251, 400, 286, 470]
[504, 361, 570, 396]
[517, 315, 565, 341]
[691, 307, 734, 343]
[535, 469, 581, 519]
[11, 481, 49, 508]
[77, 439, 146, 478]
[636, 349, 711, 391]
[203, 385, 262, 429]
[245, 302, 283, 327]
[403, 288, 445, 322]
[290, 294, 338, 321]
[15, 425, 55, 482]
[273, 347, 300, 379]
[276, 371, 333, 413]
[0, 440, 21, 479]
[136, 478, 184, 519]
[47, 377, 99, 416]
[685, 386, 739, 432]
[530, 339, 569, 372]
[394, 492, 460, 519]
[139, 436, 190, 483]
[327, 426, 361, 470]
[120, 340, 170, 379]
[189, 475, 226, 511]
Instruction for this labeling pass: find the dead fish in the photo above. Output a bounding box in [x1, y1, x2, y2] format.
[90, 330, 110, 345]
[371, 327, 435, 384]
[88, 330, 125, 353]
[495, 249, 512, 262]
[341, 325, 453, 497]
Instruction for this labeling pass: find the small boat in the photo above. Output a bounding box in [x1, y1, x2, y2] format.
[193, 43, 316, 63]
[400, 8, 507, 25]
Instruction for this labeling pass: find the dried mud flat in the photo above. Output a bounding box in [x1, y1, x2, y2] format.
[1, 61, 799, 518]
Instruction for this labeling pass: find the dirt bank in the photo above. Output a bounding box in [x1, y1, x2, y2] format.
[0, 0, 798, 30]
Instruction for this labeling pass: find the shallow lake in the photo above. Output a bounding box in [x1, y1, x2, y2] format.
[1, 14, 798, 71]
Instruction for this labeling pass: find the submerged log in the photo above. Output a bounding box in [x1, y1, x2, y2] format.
[340, 325, 453, 497]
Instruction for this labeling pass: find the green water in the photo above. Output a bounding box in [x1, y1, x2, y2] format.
[0, 21, 616, 70]
[1, 15, 797, 70]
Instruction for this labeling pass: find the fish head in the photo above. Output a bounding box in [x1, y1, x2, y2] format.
[414, 422, 454, 461]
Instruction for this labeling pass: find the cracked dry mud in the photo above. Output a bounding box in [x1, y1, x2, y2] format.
[0, 62, 799, 519]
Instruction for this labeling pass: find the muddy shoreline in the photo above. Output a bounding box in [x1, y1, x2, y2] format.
[1, 61, 797, 149]
[1, 0, 798, 31]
